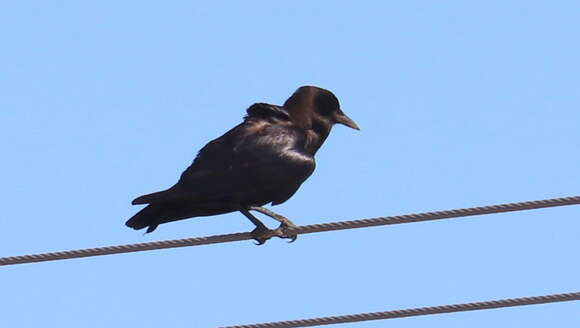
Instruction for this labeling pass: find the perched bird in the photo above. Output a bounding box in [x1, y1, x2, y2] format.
[126, 86, 359, 243]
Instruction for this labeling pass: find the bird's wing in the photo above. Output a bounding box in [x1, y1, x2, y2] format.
[245, 102, 290, 120]
[133, 103, 315, 206]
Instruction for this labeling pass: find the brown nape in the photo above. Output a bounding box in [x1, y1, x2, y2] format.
[283, 86, 340, 130]
[283, 86, 316, 129]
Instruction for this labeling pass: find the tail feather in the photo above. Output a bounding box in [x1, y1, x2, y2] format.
[131, 185, 187, 205]
[132, 190, 169, 205]
[126, 198, 239, 233]
[125, 205, 162, 233]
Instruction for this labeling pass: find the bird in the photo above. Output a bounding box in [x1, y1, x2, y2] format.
[126, 86, 359, 244]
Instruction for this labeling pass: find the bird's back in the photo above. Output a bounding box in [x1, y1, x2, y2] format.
[126, 103, 316, 231]
[179, 103, 316, 205]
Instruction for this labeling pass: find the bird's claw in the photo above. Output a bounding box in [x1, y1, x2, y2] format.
[251, 224, 274, 245]
[272, 220, 298, 243]
[250, 221, 297, 245]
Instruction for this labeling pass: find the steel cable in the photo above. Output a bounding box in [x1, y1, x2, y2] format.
[1, 195, 579, 266]
[218, 291, 580, 328]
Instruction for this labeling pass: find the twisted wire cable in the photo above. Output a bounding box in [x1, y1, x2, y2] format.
[1, 196, 579, 266]
[218, 291, 580, 328]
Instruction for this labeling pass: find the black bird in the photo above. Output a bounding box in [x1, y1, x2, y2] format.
[126, 86, 359, 243]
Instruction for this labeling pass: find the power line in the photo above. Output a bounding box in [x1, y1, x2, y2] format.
[218, 291, 580, 328]
[1, 195, 579, 266]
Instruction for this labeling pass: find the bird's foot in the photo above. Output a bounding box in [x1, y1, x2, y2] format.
[250, 223, 276, 245]
[250, 223, 297, 244]
[249, 206, 298, 243]
[272, 220, 298, 243]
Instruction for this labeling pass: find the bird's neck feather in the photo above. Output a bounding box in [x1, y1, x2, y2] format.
[305, 119, 332, 155]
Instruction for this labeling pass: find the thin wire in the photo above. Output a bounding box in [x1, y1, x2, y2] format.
[218, 291, 580, 328]
[1, 196, 579, 266]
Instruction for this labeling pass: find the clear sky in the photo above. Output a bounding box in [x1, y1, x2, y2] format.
[1, 1, 579, 327]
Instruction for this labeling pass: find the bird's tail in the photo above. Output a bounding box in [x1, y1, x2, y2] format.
[132, 189, 173, 205]
[125, 204, 162, 233]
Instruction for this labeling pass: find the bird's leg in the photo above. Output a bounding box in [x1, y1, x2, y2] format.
[240, 209, 276, 245]
[249, 206, 296, 226]
[249, 206, 298, 243]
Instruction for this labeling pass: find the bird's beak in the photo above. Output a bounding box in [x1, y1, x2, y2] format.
[335, 111, 360, 130]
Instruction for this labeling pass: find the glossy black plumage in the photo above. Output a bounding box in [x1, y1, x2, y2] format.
[126, 86, 359, 235]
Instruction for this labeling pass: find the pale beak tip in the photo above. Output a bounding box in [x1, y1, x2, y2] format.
[336, 112, 360, 131]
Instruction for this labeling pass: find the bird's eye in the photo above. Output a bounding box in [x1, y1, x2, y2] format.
[315, 93, 339, 116]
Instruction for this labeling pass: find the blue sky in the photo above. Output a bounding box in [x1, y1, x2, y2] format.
[1, 1, 579, 327]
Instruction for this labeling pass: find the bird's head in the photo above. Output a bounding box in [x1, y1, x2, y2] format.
[284, 86, 360, 132]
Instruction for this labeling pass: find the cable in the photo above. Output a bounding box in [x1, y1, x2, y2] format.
[1, 196, 579, 266]
[219, 291, 580, 328]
